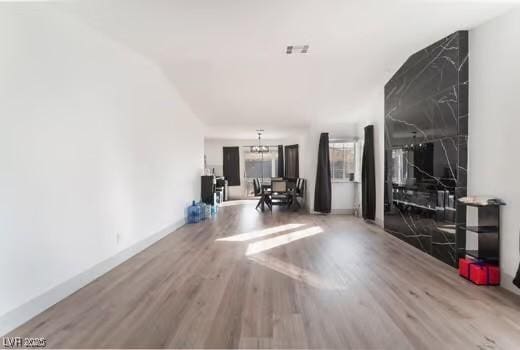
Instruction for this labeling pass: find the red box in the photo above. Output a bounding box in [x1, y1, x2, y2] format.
[459, 258, 473, 279]
[469, 264, 500, 285]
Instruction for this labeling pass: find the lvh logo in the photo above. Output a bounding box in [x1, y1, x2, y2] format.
[2, 337, 22, 348]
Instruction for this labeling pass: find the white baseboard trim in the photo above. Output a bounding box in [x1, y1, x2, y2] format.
[501, 272, 520, 296]
[330, 209, 354, 215]
[0, 219, 185, 336]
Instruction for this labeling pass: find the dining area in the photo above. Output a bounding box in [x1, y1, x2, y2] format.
[253, 177, 305, 211]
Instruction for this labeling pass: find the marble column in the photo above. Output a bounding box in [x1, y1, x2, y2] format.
[384, 31, 468, 267]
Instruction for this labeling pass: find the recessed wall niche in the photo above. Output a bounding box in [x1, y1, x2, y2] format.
[384, 31, 468, 267]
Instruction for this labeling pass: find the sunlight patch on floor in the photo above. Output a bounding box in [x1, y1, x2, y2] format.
[245, 226, 323, 256]
[249, 253, 346, 291]
[216, 223, 306, 242]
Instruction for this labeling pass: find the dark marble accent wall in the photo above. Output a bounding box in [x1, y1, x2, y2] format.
[384, 31, 468, 267]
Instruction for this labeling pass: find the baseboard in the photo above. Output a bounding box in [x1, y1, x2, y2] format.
[501, 272, 520, 296]
[330, 209, 354, 215]
[0, 219, 185, 336]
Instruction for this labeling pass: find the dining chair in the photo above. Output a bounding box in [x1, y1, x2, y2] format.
[271, 180, 289, 207]
[255, 178, 272, 210]
[294, 178, 305, 208]
[253, 178, 262, 196]
[271, 180, 286, 193]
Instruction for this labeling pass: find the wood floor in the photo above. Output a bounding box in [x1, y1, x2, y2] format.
[7, 201, 520, 349]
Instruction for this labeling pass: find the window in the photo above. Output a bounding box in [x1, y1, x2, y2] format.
[244, 150, 278, 179]
[392, 148, 410, 185]
[244, 149, 279, 197]
[329, 142, 356, 181]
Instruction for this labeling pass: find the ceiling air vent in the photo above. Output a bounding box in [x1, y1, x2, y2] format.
[286, 45, 309, 54]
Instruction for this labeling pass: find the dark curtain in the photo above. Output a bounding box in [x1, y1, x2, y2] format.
[277, 145, 284, 177]
[515, 235, 520, 288]
[223, 147, 240, 186]
[362, 125, 376, 220]
[285, 144, 299, 178]
[314, 133, 331, 213]
[514, 263, 520, 288]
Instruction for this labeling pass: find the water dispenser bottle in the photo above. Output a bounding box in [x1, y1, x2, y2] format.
[187, 201, 201, 224]
[198, 202, 206, 220]
[204, 203, 211, 219]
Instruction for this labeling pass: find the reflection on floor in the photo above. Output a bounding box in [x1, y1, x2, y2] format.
[248, 253, 345, 291]
[7, 200, 520, 349]
[220, 199, 258, 207]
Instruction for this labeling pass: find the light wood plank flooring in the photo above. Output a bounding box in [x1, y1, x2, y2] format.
[6, 201, 520, 349]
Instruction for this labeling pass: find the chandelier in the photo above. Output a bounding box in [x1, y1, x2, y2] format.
[250, 145, 269, 153]
[250, 129, 269, 153]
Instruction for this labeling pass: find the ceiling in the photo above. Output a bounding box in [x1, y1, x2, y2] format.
[62, 0, 518, 139]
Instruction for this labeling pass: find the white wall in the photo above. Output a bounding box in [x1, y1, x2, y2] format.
[469, 8, 520, 294]
[331, 182, 358, 214]
[301, 129, 318, 209]
[0, 3, 204, 330]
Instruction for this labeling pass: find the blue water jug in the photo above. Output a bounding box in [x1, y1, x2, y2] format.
[198, 202, 206, 220]
[205, 204, 211, 218]
[187, 201, 201, 224]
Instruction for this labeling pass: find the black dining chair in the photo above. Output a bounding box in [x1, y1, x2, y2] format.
[254, 178, 272, 210]
[253, 178, 262, 196]
[270, 180, 290, 208]
[294, 178, 305, 208]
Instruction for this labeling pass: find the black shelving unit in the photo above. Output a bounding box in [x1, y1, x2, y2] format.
[201, 175, 216, 205]
[458, 201, 505, 264]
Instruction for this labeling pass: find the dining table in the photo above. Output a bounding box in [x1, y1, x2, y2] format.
[258, 184, 272, 211]
[256, 183, 300, 211]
